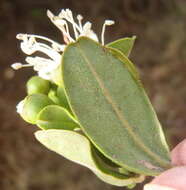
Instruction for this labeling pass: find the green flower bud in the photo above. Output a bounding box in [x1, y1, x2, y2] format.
[26, 76, 51, 95]
[21, 94, 53, 124]
[48, 85, 60, 105]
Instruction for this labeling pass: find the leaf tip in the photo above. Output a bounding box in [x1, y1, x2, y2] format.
[34, 130, 45, 141]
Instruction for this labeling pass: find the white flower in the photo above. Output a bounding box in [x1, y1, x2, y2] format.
[11, 33, 63, 81]
[11, 9, 115, 81]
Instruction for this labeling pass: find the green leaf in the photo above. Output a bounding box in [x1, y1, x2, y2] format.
[107, 36, 136, 57]
[35, 129, 144, 186]
[48, 85, 60, 105]
[127, 183, 136, 189]
[57, 87, 72, 112]
[48, 85, 72, 113]
[36, 105, 79, 130]
[91, 146, 138, 181]
[21, 94, 53, 124]
[109, 46, 140, 83]
[62, 37, 171, 176]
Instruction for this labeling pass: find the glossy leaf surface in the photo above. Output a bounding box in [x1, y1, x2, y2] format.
[35, 129, 144, 186]
[62, 37, 171, 176]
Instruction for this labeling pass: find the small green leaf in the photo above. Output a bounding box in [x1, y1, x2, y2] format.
[107, 36, 136, 57]
[119, 168, 131, 175]
[48, 84, 60, 104]
[35, 129, 144, 186]
[57, 86, 72, 112]
[62, 37, 171, 176]
[26, 76, 51, 95]
[91, 146, 138, 181]
[36, 105, 79, 130]
[21, 94, 53, 124]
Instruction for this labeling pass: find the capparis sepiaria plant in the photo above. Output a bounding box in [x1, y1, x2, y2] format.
[12, 9, 171, 188]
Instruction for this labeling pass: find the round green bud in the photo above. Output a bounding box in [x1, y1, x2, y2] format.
[26, 76, 51, 95]
[21, 94, 53, 124]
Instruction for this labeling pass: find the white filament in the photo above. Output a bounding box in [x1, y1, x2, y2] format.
[12, 9, 115, 81]
[101, 20, 115, 45]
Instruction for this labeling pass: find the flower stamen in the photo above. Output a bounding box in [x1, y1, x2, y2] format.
[59, 9, 83, 35]
[101, 20, 115, 45]
[77, 14, 83, 31]
[12, 9, 115, 82]
[47, 10, 75, 43]
[11, 63, 32, 70]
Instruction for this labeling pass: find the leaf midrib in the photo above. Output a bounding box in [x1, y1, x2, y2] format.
[76, 43, 169, 169]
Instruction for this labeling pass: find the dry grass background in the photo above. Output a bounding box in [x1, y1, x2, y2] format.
[0, 0, 186, 189]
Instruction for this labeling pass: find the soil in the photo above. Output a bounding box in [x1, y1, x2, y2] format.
[0, 0, 186, 190]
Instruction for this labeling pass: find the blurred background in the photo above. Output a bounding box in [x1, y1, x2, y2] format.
[0, 0, 186, 189]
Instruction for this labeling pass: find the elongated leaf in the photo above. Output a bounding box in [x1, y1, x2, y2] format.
[48, 84, 59, 104]
[62, 37, 171, 176]
[107, 36, 136, 57]
[36, 105, 79, 130]
[57, 87, 72, 112]
[35, 129, 144, 186]
[91, 146, 138, 186]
